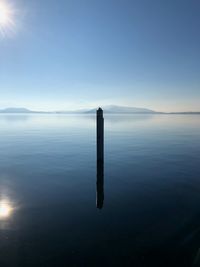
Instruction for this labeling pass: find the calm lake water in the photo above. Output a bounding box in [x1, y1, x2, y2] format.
[0, 114, 200, 267]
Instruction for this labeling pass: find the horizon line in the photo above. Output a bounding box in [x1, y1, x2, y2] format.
[0, 106, 200, 114]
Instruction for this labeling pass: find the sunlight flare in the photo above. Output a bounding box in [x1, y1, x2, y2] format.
[0, 0, 15, 37]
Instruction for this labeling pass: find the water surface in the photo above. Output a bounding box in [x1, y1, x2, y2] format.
[0, 114, 200, 267]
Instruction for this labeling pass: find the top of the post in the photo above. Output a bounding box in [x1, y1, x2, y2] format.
[97, 107, 103, 116]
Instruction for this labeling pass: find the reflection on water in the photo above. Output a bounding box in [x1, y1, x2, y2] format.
[0, 200, 13, 219]
[96, 161, 104, 209]
[0, 195, 15, 232]
[0, 114, 31, 122]
[0, 181, 17, 231]
[0, 114, 200, 266]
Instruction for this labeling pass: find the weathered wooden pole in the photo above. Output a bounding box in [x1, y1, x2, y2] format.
[96, 107, 104, 209]
[97, 107, 104, 162]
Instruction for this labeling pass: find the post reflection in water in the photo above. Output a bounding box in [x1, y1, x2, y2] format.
[96, 160, 104, 209]
[96, 108, 104, 209]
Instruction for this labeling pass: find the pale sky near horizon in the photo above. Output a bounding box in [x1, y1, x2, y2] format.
[0, 0, 199, 112]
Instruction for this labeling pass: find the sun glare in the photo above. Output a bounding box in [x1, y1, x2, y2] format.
[0, 200, 13, 219]
[0, 0, 15, 37]
[0, 3, 9, 24]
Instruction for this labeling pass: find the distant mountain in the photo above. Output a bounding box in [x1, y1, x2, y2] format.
[0, 106, 158, 114]
[0, 108, 35, 113]
[85, 105, 157, 114]
[1, 106, 199, 114]
[0, 108, 51, 114]
[0, 105, 156, 114]
[0, 107, 89, 114]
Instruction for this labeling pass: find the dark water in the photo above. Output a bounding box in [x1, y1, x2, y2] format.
[0, 114, 200, 267]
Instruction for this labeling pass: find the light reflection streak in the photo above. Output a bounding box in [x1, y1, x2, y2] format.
[0, 199, 13, 219]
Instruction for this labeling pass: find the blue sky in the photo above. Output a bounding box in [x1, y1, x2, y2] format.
[0, 0, 199, 111]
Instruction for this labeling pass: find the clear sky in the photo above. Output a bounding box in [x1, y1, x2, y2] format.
[0, 0, 199, 111]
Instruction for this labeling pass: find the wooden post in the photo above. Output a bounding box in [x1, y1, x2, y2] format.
[96, 108, 104, 209]
[97, 107, 104, 162]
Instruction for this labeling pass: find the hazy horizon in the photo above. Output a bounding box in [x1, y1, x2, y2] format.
[1, 104, 200, 113]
